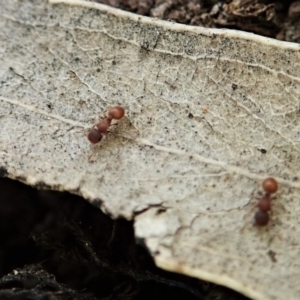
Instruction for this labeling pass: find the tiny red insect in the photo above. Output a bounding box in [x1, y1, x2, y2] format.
[87, 106, 125, 145]
[254, 177, 278, 227]
[242, 177, 278, 231]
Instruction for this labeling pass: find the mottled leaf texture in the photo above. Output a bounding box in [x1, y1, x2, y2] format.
[1, 1, 300, 299]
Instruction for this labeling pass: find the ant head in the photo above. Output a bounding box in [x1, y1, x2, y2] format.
[88, 129, 103, 144]
[262, 177, 278, 194]
[108, 106, 125, 120]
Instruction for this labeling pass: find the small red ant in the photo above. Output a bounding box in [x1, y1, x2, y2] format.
[253, 177, 278, 226]
[87, 106, 125, 144]
[242, 177, 278, 230]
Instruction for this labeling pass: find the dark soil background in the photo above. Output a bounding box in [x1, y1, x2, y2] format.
[2, 1, 299, 300]
[96, 0, 300, 42]
[0, 177, 248, 300]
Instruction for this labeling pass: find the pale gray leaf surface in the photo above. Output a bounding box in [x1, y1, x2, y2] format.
[1, 0, 300, 299]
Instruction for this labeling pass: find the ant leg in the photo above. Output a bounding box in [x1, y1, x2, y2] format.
[99, 108, 109, 120]
[102, 134, 109, 144]
[269, 205, 273, 217]
[240, 203, 257, 233]
[88, 150, 96, 162]
[89, 122, 99, 131]
[241, 218, 253, 233]
[275, 199, 286, 212]
[108, 123, 118, 134]
[88, 145, 100, 162]
[103, 129, 117, 143]
[88, 153, 95, 162]
[96, 133, 111, 145]
[73, 128, 88, 135]
[243, 202, 258, 220]
[269, 195, 285, 218]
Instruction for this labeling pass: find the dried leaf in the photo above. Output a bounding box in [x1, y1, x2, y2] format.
[1, 0, 300, 299]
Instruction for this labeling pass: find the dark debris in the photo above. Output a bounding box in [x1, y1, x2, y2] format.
[94, 0, 300, 42]
[0, 177, 250, 300]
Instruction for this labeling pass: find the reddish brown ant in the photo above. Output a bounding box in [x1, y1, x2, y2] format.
[253, 177, 278, 227]
[87, 106, 125, 160]
[242, 177, 278, 230]
[87, 106, 125, 144]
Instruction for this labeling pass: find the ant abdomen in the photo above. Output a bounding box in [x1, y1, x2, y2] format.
[88, 129, 103, 144]
[254, 210, 270, 226]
